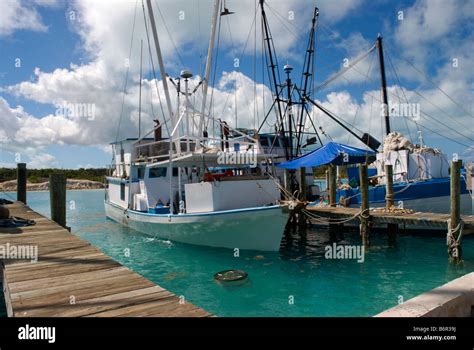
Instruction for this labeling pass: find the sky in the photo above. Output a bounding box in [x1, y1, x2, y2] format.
[0, 0, 473, 169]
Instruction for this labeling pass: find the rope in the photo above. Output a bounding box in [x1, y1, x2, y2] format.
[115, 0, 139, 143]
[300, 207, 369, 225]
[446, 218, 464, 259]
[0, 216, 36, 228]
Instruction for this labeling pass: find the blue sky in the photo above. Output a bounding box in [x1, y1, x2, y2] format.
[0, 0, 473, 169]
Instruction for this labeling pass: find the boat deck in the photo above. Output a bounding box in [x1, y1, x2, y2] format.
[0, 202, 212, 317]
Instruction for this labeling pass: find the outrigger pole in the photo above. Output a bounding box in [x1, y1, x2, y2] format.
[145, 0, 180, 152]
[376, 34, 391, 135]
[259, 0, 288, 161]
[296, 7, 319, 156]
[197, 0, 221, 147]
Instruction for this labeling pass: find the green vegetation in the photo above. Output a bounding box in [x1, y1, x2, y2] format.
[0, 168, 107, 183]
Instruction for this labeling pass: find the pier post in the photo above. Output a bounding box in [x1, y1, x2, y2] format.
[359, 164, 370, 246]
[385, 164, 397, 243]
[448, 160, 462, 263]
[328, 164, 336, 207]
[299, 167, 307, 201]
[17, 163, 27, 204]
[49, 174, 67, 228]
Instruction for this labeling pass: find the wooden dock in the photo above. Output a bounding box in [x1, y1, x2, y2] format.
[305, 206, 474, 233]
[0, 202, 212, 317]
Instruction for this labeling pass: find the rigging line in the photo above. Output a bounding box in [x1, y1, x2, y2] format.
[346, 50, 375, 145]
[153, 0, 185, 68]
[294, 86, 323, 146]
[265, 4, 299, 41]
[225, 14, 257, 126]
[142, 0, 169, 136]
[256, 85, 286, 134]
[403, 116, 472, 148]
[254, 0, 258, 130]
[339, 66, 472, 148]
[224, 14, 238, 128]
[385, 48, 469, 135]
[115, 0, 139, 143]
[148, 54, 157, 122]
[385, 43, 474, 119]
[340, 66, 472, 148]
[316, 44, 376, 92]
[385, 49, 414, 142]
[347, 62, 474, 143]
[206, 11, 223, 130]
[197, 0, 204, 78]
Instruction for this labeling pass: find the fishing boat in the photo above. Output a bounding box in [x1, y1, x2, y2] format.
[104, 0, 294, 251]
[275, 30, 473, 216]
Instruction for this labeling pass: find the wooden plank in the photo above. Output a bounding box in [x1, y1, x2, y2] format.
[0, 202, 211, 317]
[24, 287, 173, 317]
[305, 205, 473, 233]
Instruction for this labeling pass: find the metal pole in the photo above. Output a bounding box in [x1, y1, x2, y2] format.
[146, 0, 180, 152]
[16, 163, 27, 204]
[328, 164, 336, 207]
[198, 0, 221, 143]
[376, 34, 391, 135]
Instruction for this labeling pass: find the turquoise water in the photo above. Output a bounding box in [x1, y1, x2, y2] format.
[1, 189, 474, 317]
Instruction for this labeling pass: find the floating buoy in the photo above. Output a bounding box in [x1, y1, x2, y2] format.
[214, 269, 248, 286]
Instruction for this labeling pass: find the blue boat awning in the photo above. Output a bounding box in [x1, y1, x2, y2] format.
[277, 142, 376, 169]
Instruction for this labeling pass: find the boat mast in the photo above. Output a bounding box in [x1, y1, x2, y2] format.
[296, 7, 319, 156]
[145, 0, 180, 152]
[197, 0, 221, 147]
[376, 34, 391, 136]
[259, 0, 288, 160]
[138, 39, 143, 141]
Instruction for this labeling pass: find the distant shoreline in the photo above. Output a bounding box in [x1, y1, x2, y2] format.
[0, 179, 105, 192]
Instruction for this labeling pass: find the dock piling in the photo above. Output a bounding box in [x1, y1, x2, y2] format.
[359, 164, 370, 246]
[49, 173, 67, 228]
[385, 164, 398, 243]
[17, 163, 27, 204]
[448, 160, 462, 263]
[328, 164, 336, 207]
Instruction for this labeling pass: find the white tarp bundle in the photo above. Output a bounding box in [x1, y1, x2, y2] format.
[383, 132, 441, 155]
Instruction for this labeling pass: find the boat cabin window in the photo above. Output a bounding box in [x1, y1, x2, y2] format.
[148, 168, 179, 178]
[149, 168, 167, 178]
[120, 183, 125, 201]
[137, 167, 145, 179]
[120, 147, 124, 162]
[260, 137, 270, 147]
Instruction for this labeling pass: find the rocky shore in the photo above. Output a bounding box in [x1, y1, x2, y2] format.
[0, 179, 105, 192]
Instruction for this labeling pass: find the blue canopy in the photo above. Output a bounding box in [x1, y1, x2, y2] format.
[277, 142, 376, 169]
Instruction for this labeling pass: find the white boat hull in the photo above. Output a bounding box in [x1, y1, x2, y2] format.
[104, 201, 288, 251]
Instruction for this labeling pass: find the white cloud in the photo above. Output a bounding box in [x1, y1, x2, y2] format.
[0, 0, 61, 37]
[3, 0, 472, 165]
[28, 152, 57, 168]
